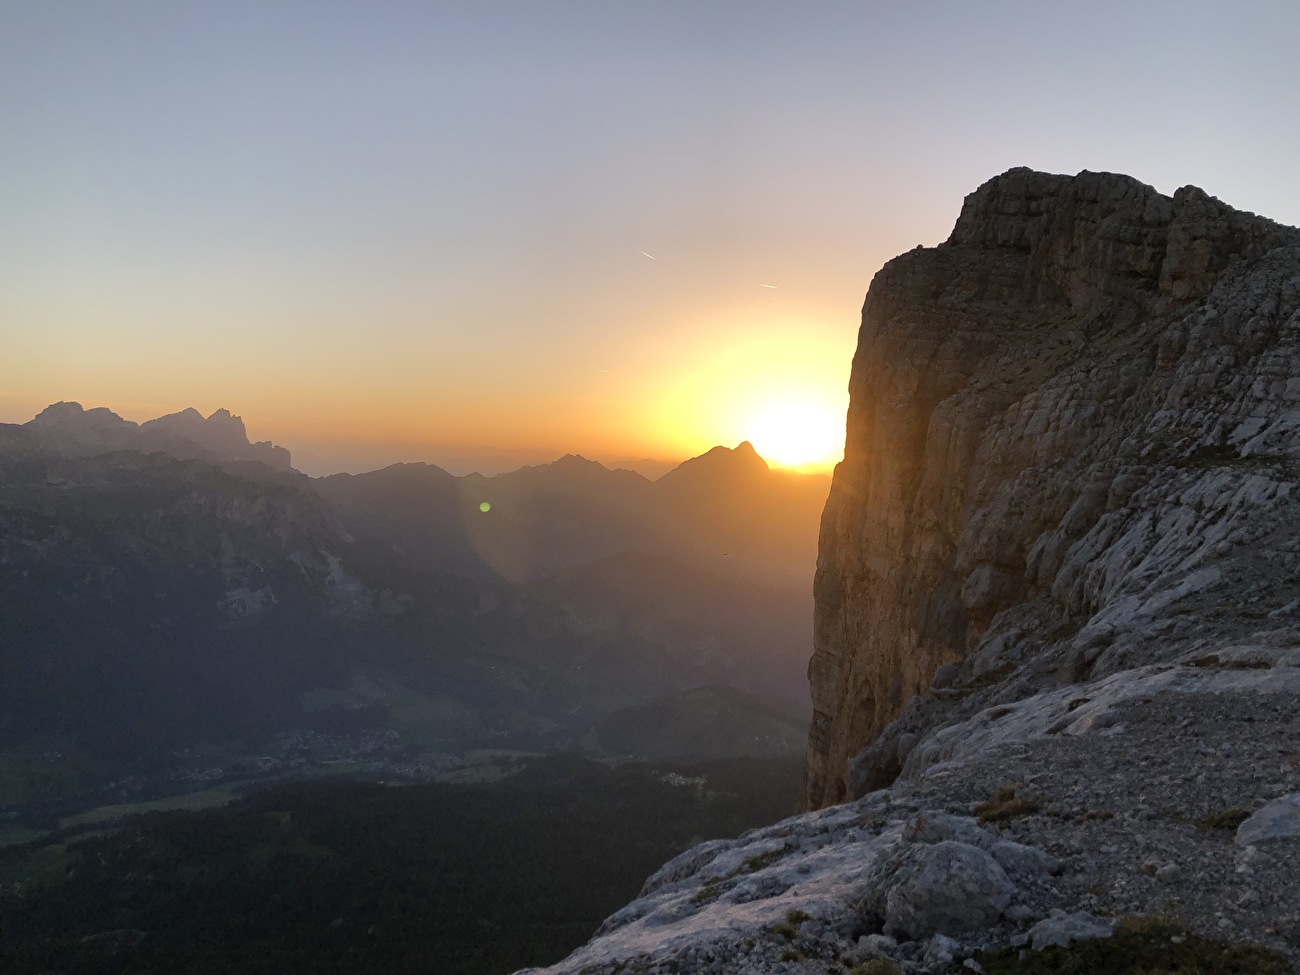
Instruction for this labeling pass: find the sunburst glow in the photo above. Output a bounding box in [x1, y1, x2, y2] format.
[644, 317, 852, 471]
[746, 400, 843, 470]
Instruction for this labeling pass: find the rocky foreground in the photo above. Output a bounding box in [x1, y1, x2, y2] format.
[520, 646, 1300, 973]
[519, 169, 1300, 973]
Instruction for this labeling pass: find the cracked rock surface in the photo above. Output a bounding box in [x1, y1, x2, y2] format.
[808, 167, 1300, 807]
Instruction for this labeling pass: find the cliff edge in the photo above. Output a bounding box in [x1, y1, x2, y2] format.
[807, 167, 1300, 807]
[518, 170, 1300, 974]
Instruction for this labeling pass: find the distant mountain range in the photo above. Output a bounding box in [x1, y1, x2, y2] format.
[319, 440, 825, 587]
[21, 401, 293, 470]
[0, 403, 825, 812]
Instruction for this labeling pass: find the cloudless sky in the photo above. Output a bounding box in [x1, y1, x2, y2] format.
[2, 1, 1298, 473]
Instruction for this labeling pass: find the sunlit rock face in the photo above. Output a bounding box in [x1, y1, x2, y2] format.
[805, 167, 1300, 808]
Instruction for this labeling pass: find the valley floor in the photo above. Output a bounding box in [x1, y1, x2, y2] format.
[0, 755, 805, 975]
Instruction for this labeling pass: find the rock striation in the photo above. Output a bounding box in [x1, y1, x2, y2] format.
[807, 167, 1300, 807]
[518, 169, 1300, 973]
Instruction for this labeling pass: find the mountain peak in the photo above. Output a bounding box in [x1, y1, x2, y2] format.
[32, 400, 84, 419]
[21, 402, 292, 471]
[671, 441, 769, 473]
[29, 401, 135, 429]
[27, 402, 138, 446]
[143, 407, 252, 457]
[655, 442, 771, 498]
[553, 453, 601, 467]
[206, 408, 244, 431]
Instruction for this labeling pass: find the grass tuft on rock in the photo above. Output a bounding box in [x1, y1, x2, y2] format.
[1195, 808, 1252, 832]
[689, 879, 723, 906]
[849, 961, 901, 975]
[976, 916, 1289, 975]
[1188, 654, 1272, 670]
[976, 783, 1041, 824]
[959, 662, 1018, 691]
[738, 848, 783, 873]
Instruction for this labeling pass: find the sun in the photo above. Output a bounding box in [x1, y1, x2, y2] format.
[746, 399, 843, 470]
[643, 318, 852, 468]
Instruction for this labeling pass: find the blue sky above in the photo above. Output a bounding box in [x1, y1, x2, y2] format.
[2, 1, 1297, 471]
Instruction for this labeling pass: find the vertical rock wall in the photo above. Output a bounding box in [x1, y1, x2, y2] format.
[804, 168, 1300, 808]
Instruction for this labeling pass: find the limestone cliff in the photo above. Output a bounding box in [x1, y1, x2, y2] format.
[510, 170, 1300, 974]
[805, 168, 1300, 807]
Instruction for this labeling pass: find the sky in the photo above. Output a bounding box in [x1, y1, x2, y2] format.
[3, 1, 1298, 475]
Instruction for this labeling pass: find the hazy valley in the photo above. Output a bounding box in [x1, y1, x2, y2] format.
[0, 403, 822, 841]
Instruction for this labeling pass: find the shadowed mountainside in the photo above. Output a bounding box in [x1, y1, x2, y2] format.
[0, 413, 821, 812]
[316, 441, 827, 587]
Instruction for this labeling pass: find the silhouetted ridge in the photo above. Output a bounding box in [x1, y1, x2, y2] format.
[21, 401, 294, 470]
[656, 441, 770, 495]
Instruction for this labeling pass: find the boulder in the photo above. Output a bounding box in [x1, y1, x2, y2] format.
[884, 841, 1018, 939]
[990, 840, 1059, 877]
[1028, 912, 1116, 951]
[1236, 794, 1300, 847]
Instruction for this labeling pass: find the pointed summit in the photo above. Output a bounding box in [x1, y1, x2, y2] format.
[143, 407, 251, 458]
[552, 453, 603, 468]
[731, 441, 766, 466]
[498, 452, 649, 493]
[657, 442, 770, 493]
[205, 408, 246, 435]
[508, 453, 612, 479]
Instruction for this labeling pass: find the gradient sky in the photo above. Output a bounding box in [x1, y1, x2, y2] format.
[3, 1, 1298, 474]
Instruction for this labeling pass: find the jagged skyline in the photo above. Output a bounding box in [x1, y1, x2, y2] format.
[3, 3, 1297, 467]
[13, 398, 831, 480]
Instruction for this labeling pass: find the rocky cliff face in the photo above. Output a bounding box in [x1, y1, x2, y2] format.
[806, 167, 1300, 807]
[519, 170, 1300, 973]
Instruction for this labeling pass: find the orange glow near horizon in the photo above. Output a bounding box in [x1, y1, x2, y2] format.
[643, 314, 851, 471]
[0, 307, 854, 476]
[746, 399, 844, 470]
[6, 5, 1300, 480]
